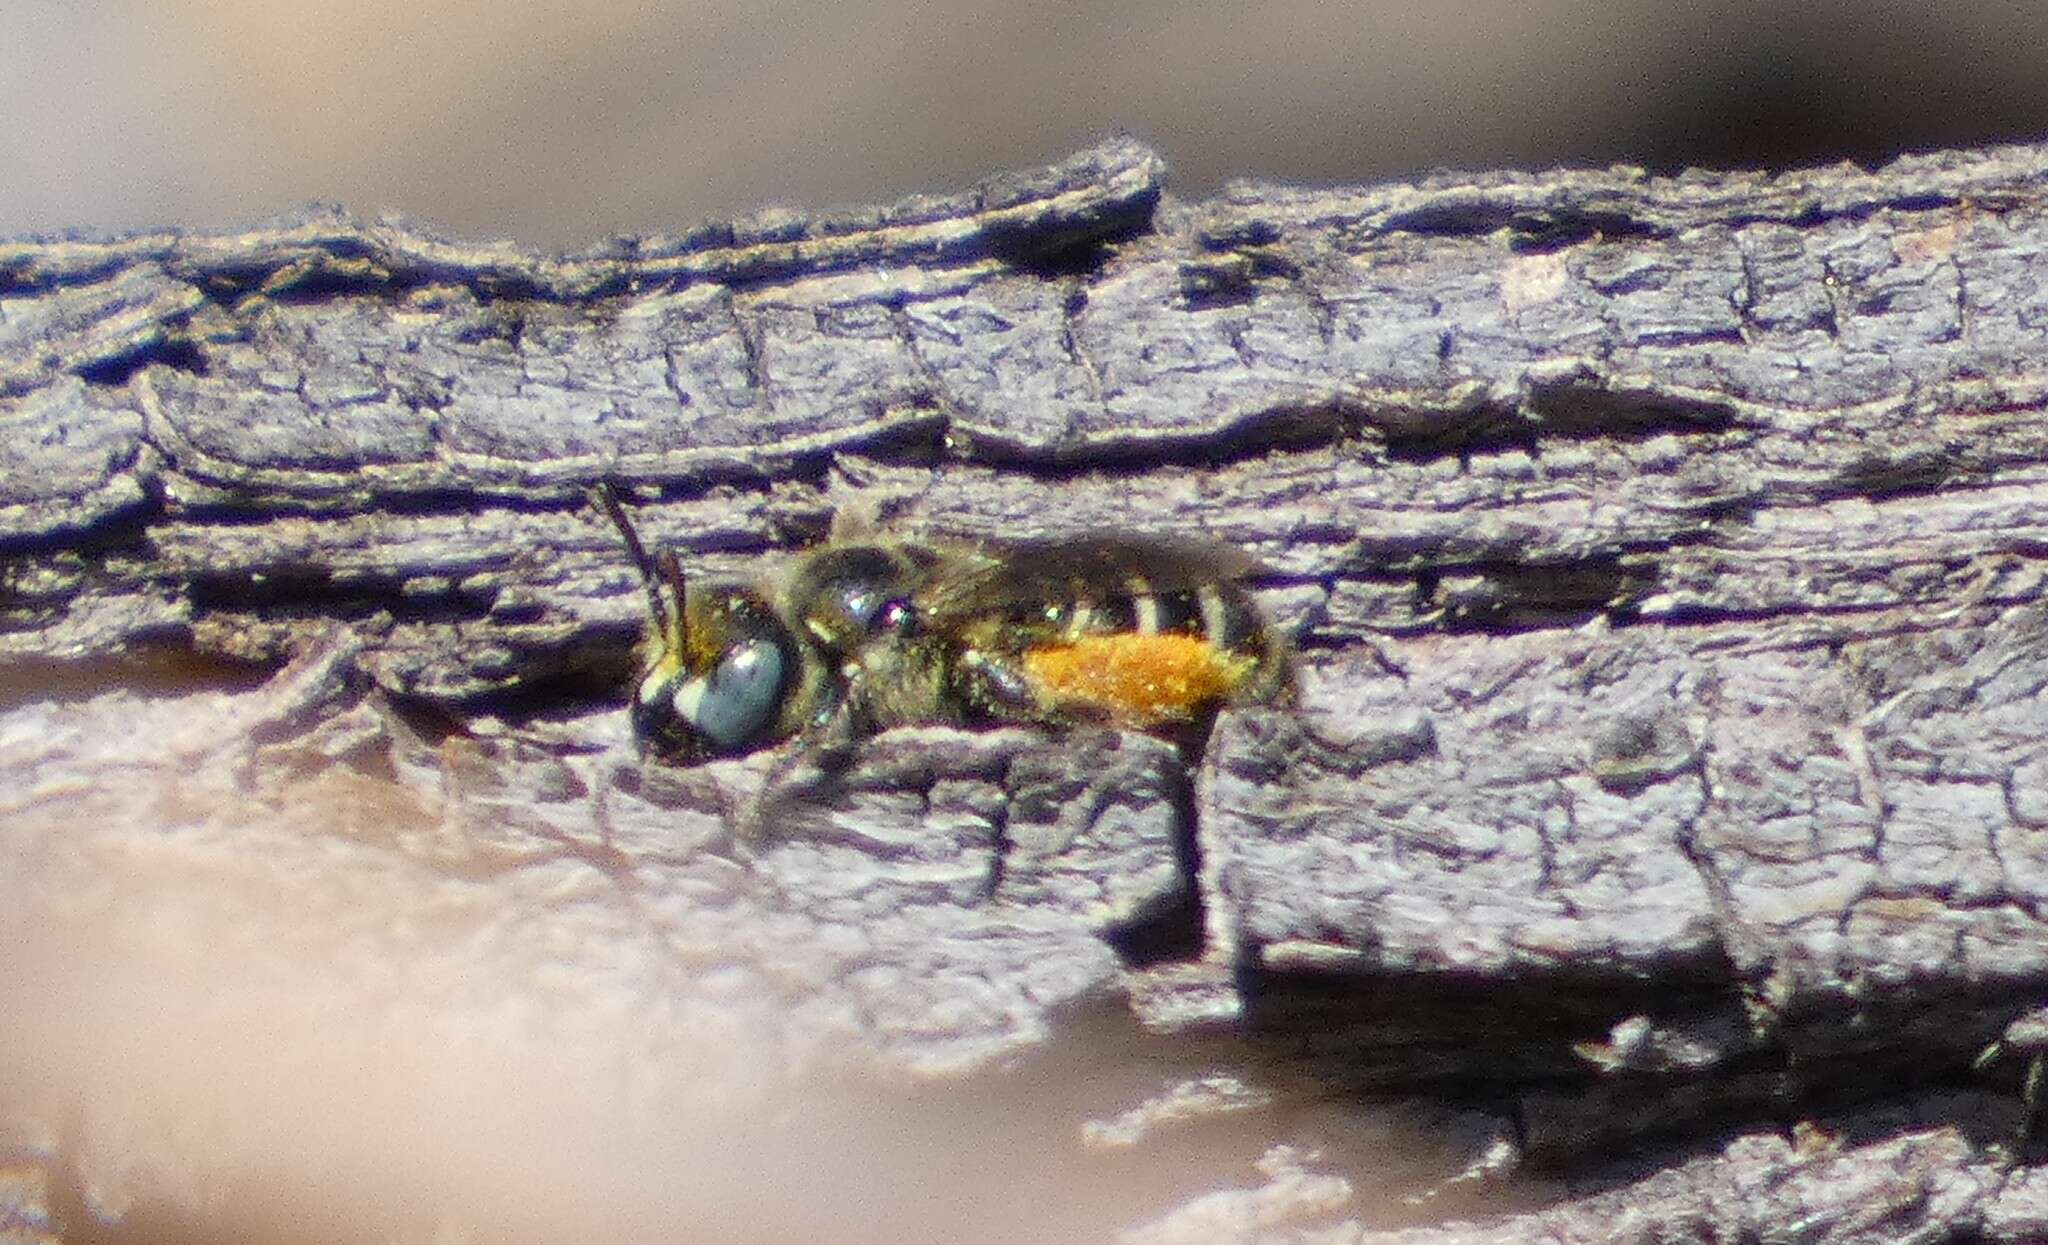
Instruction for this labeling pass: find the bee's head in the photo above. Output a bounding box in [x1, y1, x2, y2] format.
[594, 485, 804, 758]
[633, 587, 799, 757]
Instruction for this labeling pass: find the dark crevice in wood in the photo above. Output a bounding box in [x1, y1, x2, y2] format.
[1407, 556, 1653, 633]
[0, 509, 160, 562]
[1379, 202, 1529, 239]
[1242, 956, 1746, 1087]
[430, 651, 641, 729]
[190, 259, 441, 309]
[1622, 588, 2046, 634]
[1720, 191, 1973, 235]
[1523, 383, 1742, 439]
[1505, 209, 1673, 253]
[985, 234, 1125, 281]
[185, 566, 496, 627]
[1178, 258, 1261, 310]
[1820, 447, 1965, 501]
[958, 403, 1363, 475]
[1376, 405, 1736, 464]
[73, 333, 209, 385]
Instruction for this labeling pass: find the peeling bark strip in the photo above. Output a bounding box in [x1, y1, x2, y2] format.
[6, 140, 2048, 1241]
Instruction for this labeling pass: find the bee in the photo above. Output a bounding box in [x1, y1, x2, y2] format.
[592, 487, 1293, 765]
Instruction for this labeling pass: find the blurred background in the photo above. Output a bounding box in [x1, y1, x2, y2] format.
[4, 0, 2042, 247]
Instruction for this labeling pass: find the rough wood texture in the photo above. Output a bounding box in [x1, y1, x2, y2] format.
[6, 137, 2048, 1242]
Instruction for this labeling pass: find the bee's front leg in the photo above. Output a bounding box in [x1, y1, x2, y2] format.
[733, 673, 873, 845]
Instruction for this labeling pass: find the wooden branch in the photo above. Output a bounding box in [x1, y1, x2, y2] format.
[5, 136, 2048, 1241]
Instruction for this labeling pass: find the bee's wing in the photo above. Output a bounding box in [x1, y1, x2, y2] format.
[917, 534, 1263, 622]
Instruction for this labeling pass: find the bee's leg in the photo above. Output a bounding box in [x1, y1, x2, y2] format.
[1978, 1007, 2048, 1162]
[734, 674, 873, 845]
[954, 649, 1042, 723]
[2022, 1049, 2044, 1155]
[800, 669, 874, 770]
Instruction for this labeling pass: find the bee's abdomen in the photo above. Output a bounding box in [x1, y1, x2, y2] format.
[1072, 581, 1270, 658]
[957, 553, 1295, 726]
[1045, 579, 1289, 716]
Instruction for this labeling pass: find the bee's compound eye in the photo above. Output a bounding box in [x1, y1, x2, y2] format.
[672, 639, 787, 751]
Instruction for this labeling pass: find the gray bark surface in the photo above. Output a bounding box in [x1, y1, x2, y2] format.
[5, 137, 2048, 1242]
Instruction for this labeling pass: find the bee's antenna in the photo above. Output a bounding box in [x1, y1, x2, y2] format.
[590, 483, 685, 646]
[655, 548, 689, 648]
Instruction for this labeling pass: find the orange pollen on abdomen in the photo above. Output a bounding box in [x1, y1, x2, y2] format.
[1021, 632, 1254, 725]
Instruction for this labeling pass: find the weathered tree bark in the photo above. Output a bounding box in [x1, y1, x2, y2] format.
[5, 137, 2048, 1242]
